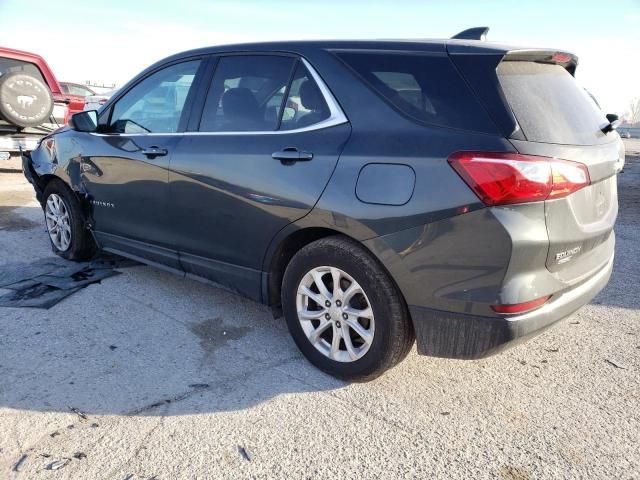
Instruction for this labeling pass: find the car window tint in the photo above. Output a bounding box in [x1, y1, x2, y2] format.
[280, 63, 330, 131]
[110, 60, 200, 134]
[199, 55, 295, 132]
[0, 57, 46, 85]
[335, 51, 491, 131]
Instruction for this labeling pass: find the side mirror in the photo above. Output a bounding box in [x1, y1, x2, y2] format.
[69, 110, 98, 132]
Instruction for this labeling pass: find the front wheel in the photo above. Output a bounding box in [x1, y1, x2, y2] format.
[282, 236, 414, 381]
[43, 180, 97, 261]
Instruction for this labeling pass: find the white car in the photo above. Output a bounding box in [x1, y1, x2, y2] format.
[84, 89, 116, 111]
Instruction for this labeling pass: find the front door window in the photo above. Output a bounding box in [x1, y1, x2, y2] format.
[109, 60, 201, 134]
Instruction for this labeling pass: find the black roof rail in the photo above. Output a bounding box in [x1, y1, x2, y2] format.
[451, 27, 489, 41]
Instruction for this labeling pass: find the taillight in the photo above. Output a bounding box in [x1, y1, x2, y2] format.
[491, 295, 551, 315]
[448, 152, 590, 206]
[63, 105, 70, 125]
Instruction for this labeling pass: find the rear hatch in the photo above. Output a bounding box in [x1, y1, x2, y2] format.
[449, 45, 622, 285]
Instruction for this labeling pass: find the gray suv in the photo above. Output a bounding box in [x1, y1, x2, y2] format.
[22, 29, 623, 380]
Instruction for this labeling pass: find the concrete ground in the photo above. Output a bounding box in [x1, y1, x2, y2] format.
[0, 141, 638, 479]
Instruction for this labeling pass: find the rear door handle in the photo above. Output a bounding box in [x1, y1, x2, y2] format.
[272, 147, 313, 163]
[141, 146, 168, 158]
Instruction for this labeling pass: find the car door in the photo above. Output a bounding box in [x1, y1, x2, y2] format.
[81, 58, 204, 268]
[168, 54, 351, 299]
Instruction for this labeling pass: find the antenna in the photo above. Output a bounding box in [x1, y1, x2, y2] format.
[451, 27, 489, 41]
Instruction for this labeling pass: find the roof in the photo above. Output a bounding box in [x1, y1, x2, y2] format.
[158, 37, 573, 64]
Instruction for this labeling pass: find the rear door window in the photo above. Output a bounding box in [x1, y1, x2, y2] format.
[199, 55, 295, 132]
[334, 50, 493, 132]
[497, 61, 609, 145]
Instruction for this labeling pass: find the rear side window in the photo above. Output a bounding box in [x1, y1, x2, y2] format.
[0, 57, 46, 85]
[497, 61, 608, 145]
[63, 84, 94, 97]
[334, 51, 493, 132]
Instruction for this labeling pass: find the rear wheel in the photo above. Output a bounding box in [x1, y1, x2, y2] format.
[43, 180, 96, 261]
[282, 236, 414, 381]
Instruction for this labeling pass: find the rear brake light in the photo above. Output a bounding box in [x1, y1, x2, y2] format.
[552, 53, 572, 63]
[448, 152, 590, 206]
[63, 105, 70, 125]
[491, 296, 551, 315]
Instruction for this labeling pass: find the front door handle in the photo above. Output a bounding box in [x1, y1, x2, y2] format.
[272, 147, 313, 164]
[141, 146, 168, 159]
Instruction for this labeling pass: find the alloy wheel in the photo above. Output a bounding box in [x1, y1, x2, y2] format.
[45, 193, 72, 252]
[296, 266, 375, 362]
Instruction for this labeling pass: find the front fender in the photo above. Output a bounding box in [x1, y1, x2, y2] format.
[22, 132, 96, 236]
[23, 131, 88, 202]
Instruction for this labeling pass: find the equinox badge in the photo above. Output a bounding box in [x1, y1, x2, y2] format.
[90, 199, 115, 209]
[555, 246, 581, 264]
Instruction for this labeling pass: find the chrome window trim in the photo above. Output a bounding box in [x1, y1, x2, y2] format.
[91, 58, 348, 137]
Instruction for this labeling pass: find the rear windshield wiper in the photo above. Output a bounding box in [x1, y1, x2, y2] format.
[601, 113, 621, 134]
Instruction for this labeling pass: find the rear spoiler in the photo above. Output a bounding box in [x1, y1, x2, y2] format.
[446, 44, 579, 139]
[503, 49, 578, 76]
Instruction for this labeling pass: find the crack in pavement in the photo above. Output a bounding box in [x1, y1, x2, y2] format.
[126, 384, 211, 416]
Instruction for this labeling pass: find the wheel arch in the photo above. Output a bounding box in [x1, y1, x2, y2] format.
[262, 225, 411, 322]
[37, 174, 84, 205]
[39, 173, 97, 242]
[263, 226, 343, 307]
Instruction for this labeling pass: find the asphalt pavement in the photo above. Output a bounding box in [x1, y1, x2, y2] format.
[0, 141, 638, 479]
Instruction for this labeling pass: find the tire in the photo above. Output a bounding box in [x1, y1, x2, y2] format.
[42, 179, 97, 261]
[0, 73, 54, 128]
[282, 236, 414, 381]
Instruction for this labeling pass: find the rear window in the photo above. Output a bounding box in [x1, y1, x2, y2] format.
[334, 51, 494, 132]
[0, 57, 46, 85]
[497, 61, 609, 145]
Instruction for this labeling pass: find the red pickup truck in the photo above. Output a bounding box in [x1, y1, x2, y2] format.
[0, 46, 69, 164]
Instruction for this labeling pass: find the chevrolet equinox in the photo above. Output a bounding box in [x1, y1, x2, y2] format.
[22, 28, 623, 380]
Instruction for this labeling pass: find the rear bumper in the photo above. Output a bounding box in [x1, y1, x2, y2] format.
[411, 255, 613, 359]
